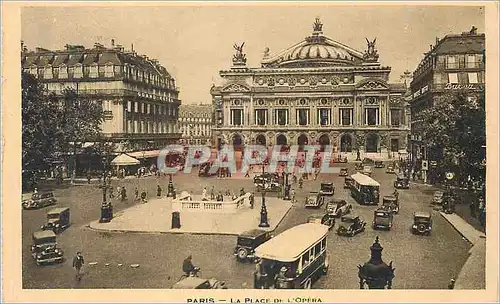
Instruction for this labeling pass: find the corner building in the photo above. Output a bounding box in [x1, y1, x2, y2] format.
[211, 19, 410, 160]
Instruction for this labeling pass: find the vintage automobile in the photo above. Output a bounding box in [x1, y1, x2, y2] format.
[234, 229, 273, 262]
[339, 168, 349, 177]
[354, 162, 364, 171]
[41, 207, 70, 234]
[412, 211, 433, 235]
[22, 192, 57, 210]
[319, 182, 335, 196]
[31, 230, 64, 266]
[344, 176, 353, 189]
[172, 277, 228, 289]
[326, 199, 352, 218]
[307, 214, 335, 230]
[394, 174, 410, 189]
[362, 158, 374, 165]
[372, 207, 394, 230]
[382, 195, 400, 214]
[386, 164, 396, 174]
[304, 192, 325, 208]
[374, 161, 385, 168]
[362, 166, 373, 177]
[337, 214, 366, 237]
[254, 173, 281, 192]
[432, 191, 445, 205]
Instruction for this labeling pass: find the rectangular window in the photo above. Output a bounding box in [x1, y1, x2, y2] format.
[74, 66, 83, 78]
[127, 101, 132, 112]
[147, 104, 151, 114]
[302, 251, 310, 268]
[468, 72, 478, 84]
[314, 242, 322, 258]
[105, 65, 114, 77]
[339, 108, 353, 126]
[275, 109, 288, 126]
[390, 109, 401, 127]
[448, 73, 459, 84]
[230, 109, 243, 126]
[446, 56, 457, 69]
[43, 68, 53, 79]
[466, 55, 477, 68]
[255, 109, 267, 126]
[365, 108, 379, 126]
[318, 108, 331, 126]
[321, 238, 326, 250]
[296, 109, 309, 126]
[135, 102, 139, 113]
[59, 67, 68, 79]
[89, 65, 98, 78]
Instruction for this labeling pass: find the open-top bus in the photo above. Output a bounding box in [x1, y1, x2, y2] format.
[349, 172, 380, 205]
[253, 223, 329, 289]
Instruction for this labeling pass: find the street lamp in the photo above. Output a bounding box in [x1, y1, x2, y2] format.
[358, 236, 395, 289]
[258, 183, 270, 228]
[99, 151, 113, 223]
[167, 174, 176, 198]
[283, 173, 291, 201]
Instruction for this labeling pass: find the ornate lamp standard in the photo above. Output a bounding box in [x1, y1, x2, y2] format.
[167, 174, 176, 198]
[358, 236, 395, 289]
[99, 152, 113, 223]
[258, 183, 270, 228]
[283, 173, 291, 201]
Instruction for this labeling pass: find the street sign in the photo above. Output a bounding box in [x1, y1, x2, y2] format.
[445, 172, 455, 180]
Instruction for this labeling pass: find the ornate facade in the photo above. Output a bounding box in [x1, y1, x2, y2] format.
[177, 104, 213, 145]
[21, 40, 182, 153]
[211, 19, 410, 159]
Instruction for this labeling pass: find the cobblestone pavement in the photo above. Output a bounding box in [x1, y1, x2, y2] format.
[22, 164, 473, 289]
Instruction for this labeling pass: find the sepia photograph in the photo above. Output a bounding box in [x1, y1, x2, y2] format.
[2, 1, 499, 303]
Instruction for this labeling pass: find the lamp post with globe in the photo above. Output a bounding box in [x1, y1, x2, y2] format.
[258, 182, 270, 228]
[99, 149, 113, 223]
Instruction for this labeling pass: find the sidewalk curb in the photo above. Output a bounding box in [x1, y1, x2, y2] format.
[438, 212, 485, 245]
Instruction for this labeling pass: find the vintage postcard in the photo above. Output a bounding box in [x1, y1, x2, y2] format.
[1, 1, 499, 303]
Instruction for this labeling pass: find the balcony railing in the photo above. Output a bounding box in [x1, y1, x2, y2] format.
[437, 62, 484, 70]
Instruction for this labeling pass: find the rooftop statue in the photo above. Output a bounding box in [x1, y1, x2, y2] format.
[313, 17, 323, 33]
[232, 42, 247, 65]
[363, 38, 379, 62]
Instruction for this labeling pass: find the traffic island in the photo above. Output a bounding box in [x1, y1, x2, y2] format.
[88, 193, 292, 235]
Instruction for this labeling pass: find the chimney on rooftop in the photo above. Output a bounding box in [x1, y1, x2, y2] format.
[111, 39, 115, 47]
[435, 37, 439, 45]
[131, 43, 134, 52]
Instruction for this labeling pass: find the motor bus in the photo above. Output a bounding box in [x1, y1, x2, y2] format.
[349, 172, 380, 205]
[253, 223, 329, 289]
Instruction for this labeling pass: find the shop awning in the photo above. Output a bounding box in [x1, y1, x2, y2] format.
[110, 153, 140, 166]
[127, 150, 161, 159]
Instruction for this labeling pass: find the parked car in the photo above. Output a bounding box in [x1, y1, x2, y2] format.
[344, 176, 353, 189]
[339, 168, 349, 177]
[326, 199, 352, 218]
[41, 207, 70, 234]
[381, 195, 400, 214]
[22, 192, 57, 210]
[394, 174, 410, 189]
[319, 182, 335, 196]
[374, 161, 385, 168]
[362, 158, 374, 165]
[362, 166, 373, 177]
[307, 214, 335, 230]
[386, 164, 395, 174]
[172, 277, 228, 289]
[234, 229, 273, 262]
[432, 191, 444, 205]
[412, 211, 432, 235]
[372, 207, 394, 230]
[305, 192, 325, 208]
[337, 214, 366, 237]
[31, 230, 64, 266]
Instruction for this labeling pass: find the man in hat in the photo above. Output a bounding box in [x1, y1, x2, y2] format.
[72, 251, 85, 281]
[157, 185, 162, 197]
[182, 255, 197, 277]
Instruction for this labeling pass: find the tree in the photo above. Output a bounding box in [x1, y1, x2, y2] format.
[416, 91, 486, 184]
[22, 72, 63, 171]
[58, 88, 104, 183]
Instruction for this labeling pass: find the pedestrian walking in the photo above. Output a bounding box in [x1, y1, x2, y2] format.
[291, 188, 296, 204]
[72, 251, 85, 281]
[469, 201, 476, 218]
[202, 187, 208, 200]
[249, 193, 254, 209]
[299, 177, 303, 189]
[210, 186, 215, 200]
[157, 185, 162, 197]
[87, 172, 91, 184]
[245, 169, 250, 178]
[240, 188, 245, 197]
[33, 187, 38, 194]
[117, 186, 122, 200]
[109, 187, 114, 199]
[121, 186, 127, 201]
[134, 187, 139, 201]
[141, 190, 147, 203]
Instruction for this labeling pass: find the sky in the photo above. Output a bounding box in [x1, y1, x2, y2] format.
[21, 4, 485, 104]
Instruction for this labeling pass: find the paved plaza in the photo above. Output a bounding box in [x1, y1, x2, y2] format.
[22, 164, 482, 289]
